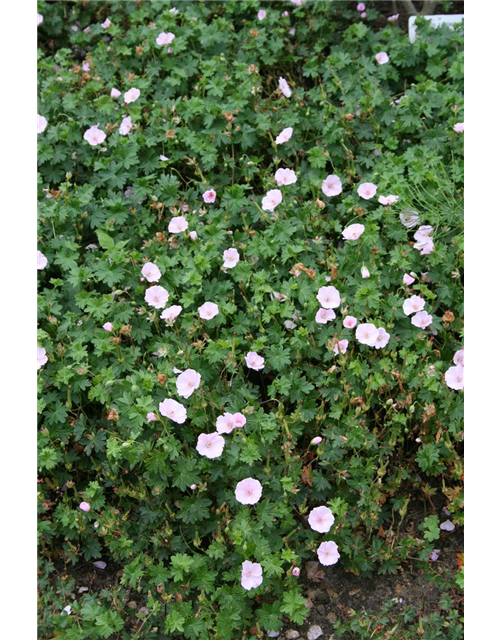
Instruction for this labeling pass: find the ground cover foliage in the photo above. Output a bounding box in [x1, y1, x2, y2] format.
[37, 1, 464, 638]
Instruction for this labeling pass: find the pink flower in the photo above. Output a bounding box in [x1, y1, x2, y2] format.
[311, 437, 323, 446]
[37, 250, 48, 270]
[333, 339, 349, 355]
[216, 413, 236, 434]
[233, 412, 247, 428]
[37, 13, 44, 26]
[37, 347, 48, 370]
[83, 125, 106, 146]
[415, 237, 434, 255]
[275, 168, 297, 186]
[356, 323, 379, 346]
[400, 210, 420, 228]
[196, 432, 225, 458]
[241, 561, 263, 590]
[160, 155, 169, 161]
[321, 174, 342, 197]
[445, 365, 464, 390]
[176, 369, 201, 399]
[378, 194, 399, 205]
[317, 541, 340, 566]
[361, 266, 370, 279]
[403, 295, 425, 316]
[102, 322, 113, 332]
[37, 114, 48, 134]
[414, 225, 433, 242]
[403, 273, 415, 285]
[189, 231, 198, 240]
[315, 308, 336, 324]
[223, 248, 240, 269]
[388, 13, 399, 22]
[235, 478, 263, 505]
[262, 189, 283, 212]
[119, 116, 133, 135]
[453, 349, 464, 367]
[245, 351, 265, 371]
[124, 88, 140, 104]
[198, 301, 219, 320]
[453, 122, 464, 133]
[375, 52, 389, 65]
[190, 484, 196, 490]
[159, 398, 187, 424]
[145, 285, 169, 309]
[357, 182, 377, 200]
[101, 18, 111, 29]
[360, 12, 367, 18]
[257, 10, 267, 20]
[276, 127, 293, 144]
[79, 502, 91, 512]
[146, 412, 157, 422]
[308, 506, 335, 533]
[292, 567, 300, 577]
[82, 61, 90, 72]
[141, 262, 162, 283]
[343, 316, 357, 329]
[357, 3, 366, 10]
[316, 286, 341, 309]
[374, 328, 390, 349]
[440, 520, 455, 532]
[278, 77, 292, 98]
[342, 224, 365, 240]
[160, 305, 182, 323]
[156, 32, 175, 45]
[110, 88, 121, 99]
[168, 216, 188, 234]
[411, 310, 433, 328]
[202, 189, 217, 203]
[289, 27, 296, 35]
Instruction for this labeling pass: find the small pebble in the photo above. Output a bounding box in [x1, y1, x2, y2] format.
[307, 626, 323, 640]
[286, 632, 300, 640]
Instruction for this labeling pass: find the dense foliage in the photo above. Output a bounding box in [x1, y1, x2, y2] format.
[37, 1, 464, 638]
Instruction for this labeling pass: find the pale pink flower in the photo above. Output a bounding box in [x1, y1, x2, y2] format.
[235, 478, 263, 505]
[146, 412, 157, 422]
[37, 250, 48, 270]
[190, 484, 196, 490]
[275, 168, 297, 186]
[414, 225, 433, 242]
[357, 182, 377, 200]
[234, 412, 247, 428]
[216, 413, 236, 434]
[333, 339, 349, 355]
[196, 432, 225, 458]
[189, 231, 198, 240]
[343, 316, 357, 329]
[245, 351, 265, 371]
[453, 122, 464, 133]
[37, 114, 48, 134]
[156, 32, 175, 46]
[160, 305, 182, 323]
[308, 506, 335, 533]
[403, 273, 415, 285]
[415, 237, 434, 255]
[176, 369, 201, 399]
[168, 216, 188, 234]
[198, 301, 219, 320]
[322, 174, 342, 197]
[440, 520, 455, 532]
[276, 127, 293, 144]
[37, 13, 44, 26]
[110, 88, 121, 99]
[411, 310, 433, 328]
[289, 27, 296, 35]
[378, 195, 399, 205]
[315, 308, 336, 324]
[356, 323, 379, 346]
[361, 12, 367, 18]
[317, 541, 340, 566]
[357, 3, 365, 10]
[375, 52, 389, 65]
[160, 155, 169, 161]
[342, 223, 365, 240]
[170, 7, 179, 14]
[159, 398, 187, 424]
[445, 365, 464, 390]
[37, 347, 48, 370]
[102, 322, 113, 332]
[202, 189, 217, 203]
[400, 210, 420, 228]
[262, 189, 283, 212]
[145, 285, 169, 309]
[79, 502, 91, 512]
[453, 349, 464, 367]
[241, 561, 263, 590]
[223, 248, 240, 268]
[124, 88, 140, 104]
[101, 18, 111, 29]
[257, 10, 267, 20]
[82, 61, 90, 72]
[316, 286, 340, 309]
[278, 77, 292, 98]
[388, 14, 399, 22]
[83, 125, 106, 146]
[403, 295, 425, 316]
[141, 262, 162, 283]
[374, 328, 390, 349]
[361, 266, 370, 279]
[292, 567, 300, 576]
[311, 437, 323, 445]
[119, 116, 133, 135]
